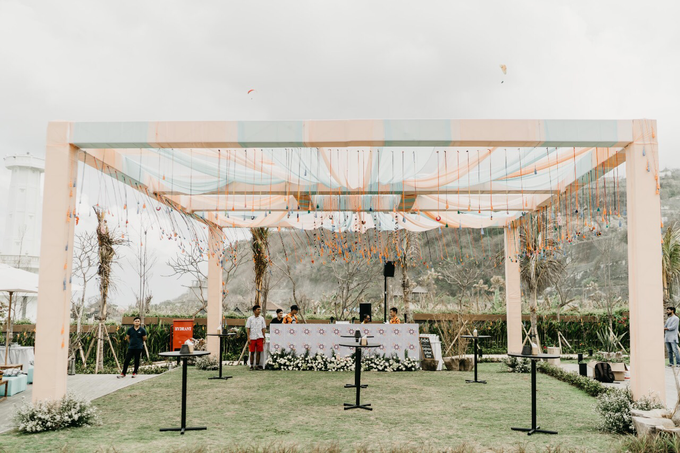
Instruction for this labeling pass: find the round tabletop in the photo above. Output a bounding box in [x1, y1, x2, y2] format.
[340, 343, 381, 349]
[461, 335, 491, 339]
[507, 352, 560, 359]
[205, 333, 236, 337]
[159, 351, 211, 358]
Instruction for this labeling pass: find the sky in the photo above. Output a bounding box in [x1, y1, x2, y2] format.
[1, 0, 679, 310]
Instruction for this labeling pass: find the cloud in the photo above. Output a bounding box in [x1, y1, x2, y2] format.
[1, 0, 679, 306]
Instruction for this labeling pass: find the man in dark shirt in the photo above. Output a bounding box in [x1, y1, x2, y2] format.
[118, 316, 147, 378]
[270, 309, 284, 324]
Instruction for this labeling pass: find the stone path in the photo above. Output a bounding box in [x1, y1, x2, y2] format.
[0, 374, 158, 434]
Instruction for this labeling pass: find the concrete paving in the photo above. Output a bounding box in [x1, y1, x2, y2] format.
[0, 373, 158, 434]
[560, 362, 679, 409]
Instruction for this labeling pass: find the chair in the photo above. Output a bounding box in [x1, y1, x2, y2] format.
[0, 364, 23, 372]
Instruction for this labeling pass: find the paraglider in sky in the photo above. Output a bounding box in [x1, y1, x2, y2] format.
[499, 65, 507, 84]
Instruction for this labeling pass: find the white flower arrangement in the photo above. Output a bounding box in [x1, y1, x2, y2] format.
[265, 350, 419, 372]
[13, 393, 100, 433]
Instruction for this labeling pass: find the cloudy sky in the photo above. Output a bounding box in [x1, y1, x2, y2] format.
[1, 0, 679, 310]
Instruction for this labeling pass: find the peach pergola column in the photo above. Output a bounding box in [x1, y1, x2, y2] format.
[504, 223, 522, 353]
[626, 120, 665, 401]
[206, 226, 223, 357]
[33, 123, 78, 402]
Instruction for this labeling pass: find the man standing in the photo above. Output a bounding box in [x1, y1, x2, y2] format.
[118, 316, 147, 378]
[663, 307, 680, 367]
[389, 307, 401, 324]
[270, 309, 284, 324]
[283, 305, 300, 324]
[246, 305, 267, 370]
[665, 307, 680, 367]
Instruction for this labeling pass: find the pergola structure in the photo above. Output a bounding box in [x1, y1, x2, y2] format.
[34, 119, 663, 402]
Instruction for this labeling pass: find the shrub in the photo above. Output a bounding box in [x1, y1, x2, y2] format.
[618, 433, 680, 453]
[13, 393, 99, 433]
[502, 356, 531, 373]
[536, 362, 607, 397]
[196, 356, 219, 371]
[595, 388, 665, 434]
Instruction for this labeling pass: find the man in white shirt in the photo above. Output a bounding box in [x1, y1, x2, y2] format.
[246, 305, 267, 370]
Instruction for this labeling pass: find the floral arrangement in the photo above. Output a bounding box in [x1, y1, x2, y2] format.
[13, 393, 99, 433]
[266, 350, 419, 372]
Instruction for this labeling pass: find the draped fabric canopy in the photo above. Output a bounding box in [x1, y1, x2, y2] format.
[73, 119, 634, 232]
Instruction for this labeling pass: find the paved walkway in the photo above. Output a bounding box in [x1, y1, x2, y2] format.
[560, 362, 679, 408]
[0, 374, 158, 434]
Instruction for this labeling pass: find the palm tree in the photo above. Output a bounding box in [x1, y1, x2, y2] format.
[662, 222, 680, 303]
[251, 227, 270, 311]
[519, 222, 565, 348]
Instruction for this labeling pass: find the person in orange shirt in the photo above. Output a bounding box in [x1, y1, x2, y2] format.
[283, 305, 300, 324]
[389, 307, 401, 324]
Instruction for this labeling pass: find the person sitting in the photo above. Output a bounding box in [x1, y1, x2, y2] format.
[361, 314, 371, 324]
[389, 307, 401, 324]
[283, 305, 300, 324]
[270, 308, 284, 324]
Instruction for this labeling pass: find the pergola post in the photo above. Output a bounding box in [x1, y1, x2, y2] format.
[504, 223, 522, 353]
[33, 123, 78, 402]
[206, 227, 223, 357]
[626, 120, 665, 401]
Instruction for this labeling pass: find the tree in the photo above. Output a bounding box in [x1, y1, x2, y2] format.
[251, 228, 270, 311]
[94, 208, 125, 373]
[439, 259, 483, 312]
[663, 222, 680, 303]
[329, 259, 379, 320]
[129, 229, 158, 326]
[398, 230, 419, 322]
[221, 241, 248, 313]
[166, 240, 208, 317]
[519, 222, 564, 348]
[71, 231, 99, 365]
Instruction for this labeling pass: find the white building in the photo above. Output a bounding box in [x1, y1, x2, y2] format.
[1, 153, 44, 320]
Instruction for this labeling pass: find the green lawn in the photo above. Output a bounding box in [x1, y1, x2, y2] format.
[0, 364, 621, 452]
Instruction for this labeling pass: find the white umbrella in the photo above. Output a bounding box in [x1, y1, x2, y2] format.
[0, 263, 38, 365]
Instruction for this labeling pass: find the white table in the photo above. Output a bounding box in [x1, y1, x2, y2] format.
[0, 345, 34, 370]
[269, 324, 420, 360]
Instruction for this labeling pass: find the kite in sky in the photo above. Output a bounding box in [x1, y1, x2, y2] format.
[499, 65, 507, 83]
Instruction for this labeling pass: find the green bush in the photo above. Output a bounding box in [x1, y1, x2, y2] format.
[595, 387, 665, 434]
[536, 362, 607, 397]
[196, 355, 218, 371]
[618, 433, 680, 453]
[502, 356, 531, 373]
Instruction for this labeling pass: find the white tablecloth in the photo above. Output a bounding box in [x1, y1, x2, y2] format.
[269, 324, 420, 360]
[0, 345, 35, 370]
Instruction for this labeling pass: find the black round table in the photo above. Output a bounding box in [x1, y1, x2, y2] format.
[507, 352, 560, 436]
[159, 351, 210, 434]
[340, 343, 380, 411]
[461, 335, 491, 384]
[205, 333, 236, 380]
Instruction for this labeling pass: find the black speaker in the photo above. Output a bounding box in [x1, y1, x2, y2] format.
[383, 261, 395, 277]
[360, 303, 372, 322]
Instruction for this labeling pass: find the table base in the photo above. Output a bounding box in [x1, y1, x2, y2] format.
[160, 426, 207, 435]
[465, 379, 487, 384]
[208, 375, 233, 380]
[344, 384, 367, 389]
[511, 426, 558, 436]
[344, 403, 372, 411]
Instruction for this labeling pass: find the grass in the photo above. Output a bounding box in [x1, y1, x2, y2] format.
[0, 364, 620, 452]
